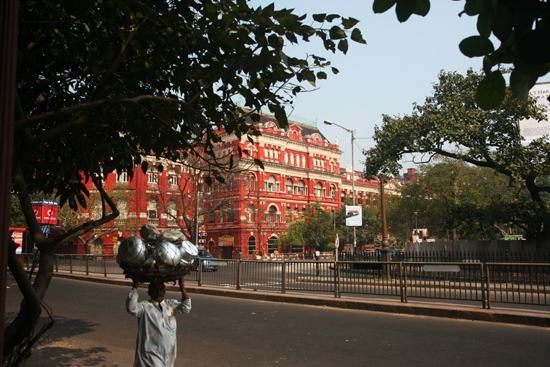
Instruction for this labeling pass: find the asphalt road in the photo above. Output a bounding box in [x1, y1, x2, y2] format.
[5, 275, 550, 367]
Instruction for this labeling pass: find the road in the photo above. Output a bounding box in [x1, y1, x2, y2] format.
[5, 275, 550, 367]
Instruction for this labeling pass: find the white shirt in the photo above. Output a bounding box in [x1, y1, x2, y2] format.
[126, 288, 192, 367]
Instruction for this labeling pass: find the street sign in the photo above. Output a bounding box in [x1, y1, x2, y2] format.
[335, 234, 340, 249]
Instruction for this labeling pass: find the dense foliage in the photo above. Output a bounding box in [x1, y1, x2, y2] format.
[363, 69, 550, 239]
[387, 160, 532, 241]
[8, 1, 365, 364]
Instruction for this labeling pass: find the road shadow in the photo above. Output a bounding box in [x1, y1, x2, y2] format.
[19, 316, 119, 367]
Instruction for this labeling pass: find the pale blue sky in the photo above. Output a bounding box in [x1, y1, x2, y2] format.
[249, 1, 549, 174]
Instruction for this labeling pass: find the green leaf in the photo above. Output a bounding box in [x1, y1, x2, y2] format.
[476, 70, 506, 110]
[351, 28, 367, 44]
[329, 26, 346, 40]
[269, 103, 288, 127]
[413, 0, 430, 16]
[459, 36, 494, 57]
[254, 158, 265, 170]
[312, 13, 326, 22]
[141, 161, 149, 174]
[396, 0, 417, 22]
[462, 0, 484, 16]
[476, 10, 491, 38]
[342, 17, 360, 30]
[338, 39, 349, 54]
[316, 71, 328, 80]
[492, 5, 514, 41]
[373, 0, 397, 14]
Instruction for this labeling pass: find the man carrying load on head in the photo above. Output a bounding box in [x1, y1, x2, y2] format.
[126, 274, 191, 367]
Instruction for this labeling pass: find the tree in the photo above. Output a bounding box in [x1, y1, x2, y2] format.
[363, 69, 550, 239]
[277, 202, 335, 253]
[373, 0, 550, 109]
[7, 1, 365, 363]
[334, 204, 381, 250]
[387, 159, 529, 241]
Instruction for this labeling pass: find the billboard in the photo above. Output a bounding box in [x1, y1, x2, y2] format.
[218, 235, 234, 247]
[31, 199, 58, 225]
[10, 227, 26, 254]
[520, 83, 550, 144]
[345, 206, 362, 227]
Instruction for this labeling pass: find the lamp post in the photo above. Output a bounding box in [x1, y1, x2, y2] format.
[324, 119, 356, 254]
[414, 211, 418, 243]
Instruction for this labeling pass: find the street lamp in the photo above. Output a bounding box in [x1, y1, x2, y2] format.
[414, 211, 418, 243]
[324, 119, 356, 254]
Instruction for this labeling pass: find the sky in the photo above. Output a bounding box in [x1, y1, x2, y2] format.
[248, 0, 550, 175]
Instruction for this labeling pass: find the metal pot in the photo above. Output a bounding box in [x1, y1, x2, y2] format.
[117, 236, 148, 265]
[179, 241, 198, 265]
[154, 241, 182, 266]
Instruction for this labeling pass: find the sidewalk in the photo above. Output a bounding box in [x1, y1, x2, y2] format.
[52, 271, 550, 328]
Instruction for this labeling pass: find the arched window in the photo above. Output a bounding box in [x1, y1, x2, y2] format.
[147, 198, 158, 220]
[167, 168, 178, 186]
[267, 205, 279, 223]
[330, 186, 336, 199]
[147, 166, 159, 184]
[264, 175, 279, 192]
[315, 182, 325, 197]
[118, 199, 128, 219]
[227, 174, 234, 191]
[117, 171, 128, 183]
[297, 180, 306, 195]
[227, 204, 235, 223]
[246, 173, 256, 191]
[267, 236, 278, 254]
[286, 178, 293, 194]
[248, 236, 257, 255]
[302, 155, 306, 167]
[167, 200, 177, 225]
[246, 204, 256, 222]
[284, 151, 288, 164]
[290, 153, 294, 166]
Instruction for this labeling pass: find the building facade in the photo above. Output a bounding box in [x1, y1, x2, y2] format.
[78, 113, 408, 258]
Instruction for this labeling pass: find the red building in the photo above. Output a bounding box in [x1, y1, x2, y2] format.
[78, 113, 409, 258]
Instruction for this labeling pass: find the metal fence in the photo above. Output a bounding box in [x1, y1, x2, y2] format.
[20, 254, 550, 309]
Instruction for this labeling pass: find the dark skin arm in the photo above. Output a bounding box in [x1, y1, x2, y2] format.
[179, 274, 189, 301]
[132, 277, 139, 289]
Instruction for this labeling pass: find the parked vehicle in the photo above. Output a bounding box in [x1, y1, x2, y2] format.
[193, 249, 218, 272]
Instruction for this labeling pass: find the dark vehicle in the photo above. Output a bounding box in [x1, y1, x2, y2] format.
[193, 249, 218, 272]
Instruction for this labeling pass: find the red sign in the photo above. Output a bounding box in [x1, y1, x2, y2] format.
[31, 200, 58, 225]
[9, 227, 26, 254]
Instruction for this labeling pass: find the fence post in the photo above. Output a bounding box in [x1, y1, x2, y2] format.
[401, 262, 408, 303]
[55, 255, 59, 273]
[484, 263, 492, 309]
[70, 255, 73, 274]
[236, 260, 241, 290]
[198, 259, 202, 287]
[86, 255, 89, 276]
[281, 261, 286, 294]
[333, 260, 339, 298]
[103, 256, 107, 277]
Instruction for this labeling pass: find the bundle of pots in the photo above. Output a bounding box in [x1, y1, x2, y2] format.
[116, 225, 198, 282]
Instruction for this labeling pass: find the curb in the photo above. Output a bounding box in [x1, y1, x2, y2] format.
[52, 272, 550, 328]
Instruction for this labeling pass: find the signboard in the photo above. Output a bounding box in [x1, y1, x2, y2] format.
[218, 235, 234, 247]
[31, 200, 58, 225]
[10, 228, 26, 254]
[335, 233, 340, 249]
[345, 206, 362, 227]
[520, 83, 550, 143]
